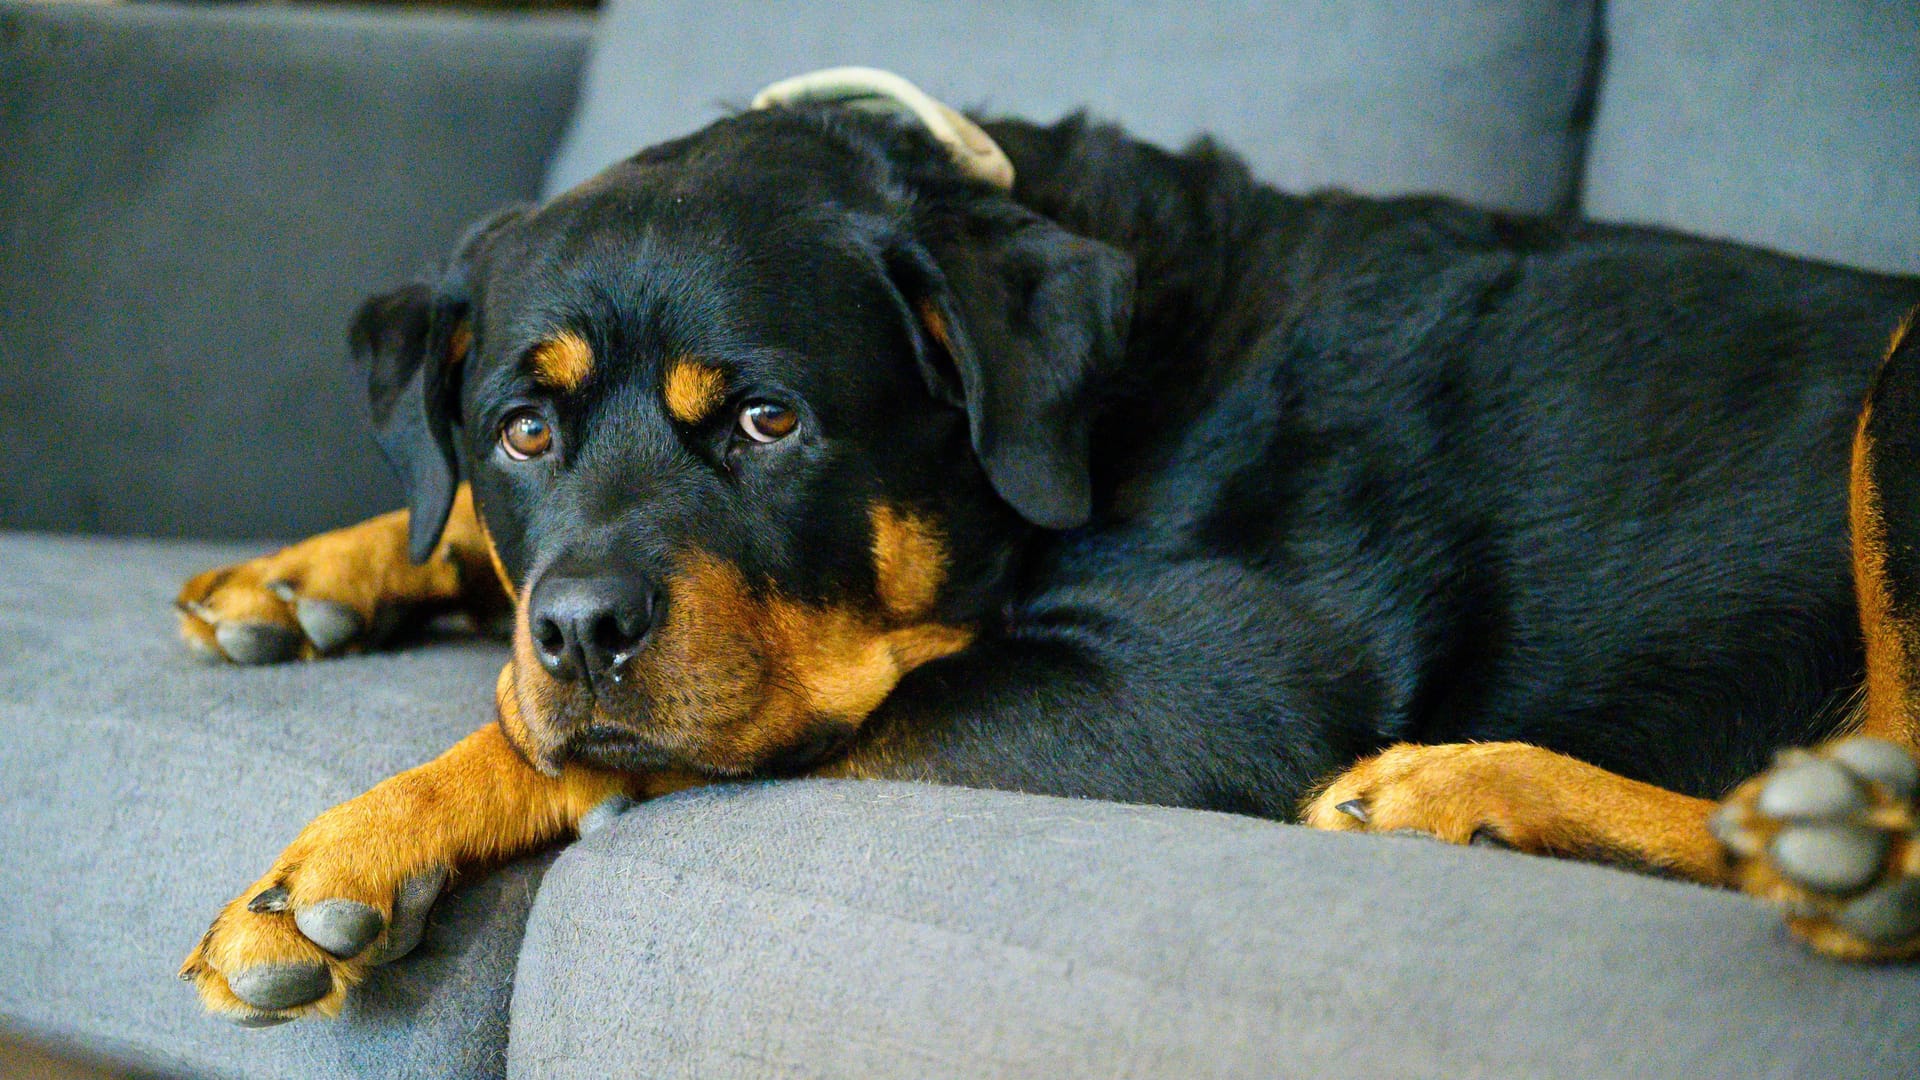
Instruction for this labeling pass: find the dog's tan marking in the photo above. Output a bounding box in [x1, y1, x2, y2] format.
[663, 358, 725, 425]
[871, 504, 949, 620]
[652, 552, 970, 770]
[529, 331, 594, 392]
[1849, 314, 1920, 748]
[447, 320, 473, 368]
[916, 298, 955, 356]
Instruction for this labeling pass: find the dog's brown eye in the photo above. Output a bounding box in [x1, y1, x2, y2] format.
[738, 401, 798, 444]
[500, 409, 553, 460]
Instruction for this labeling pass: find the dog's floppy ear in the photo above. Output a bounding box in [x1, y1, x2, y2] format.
[351, 206, 524, 562]
[893, 206, 1135, 530]
[757, 67, 1131, 525]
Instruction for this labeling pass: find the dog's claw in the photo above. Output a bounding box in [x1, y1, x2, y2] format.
[247, 886, 291, 914]
[226, 962, 332, 1012]
[295, 899, 385, 959]
[1334, 799, 1369, 824]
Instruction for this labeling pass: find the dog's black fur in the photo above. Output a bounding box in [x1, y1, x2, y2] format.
[359, 104, 1920, 816]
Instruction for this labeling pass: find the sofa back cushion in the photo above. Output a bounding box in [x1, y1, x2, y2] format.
[0, 2, 589, 539]
[1583, 0, 1919, 275]
[547, 0, 1600, 216]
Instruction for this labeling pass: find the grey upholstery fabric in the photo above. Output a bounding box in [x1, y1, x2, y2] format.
[0, 2, 591, 540]
[546, 0, 1599, 215]
[514, 781, 1920, 1080]
[1583, 0, 1920, 275]
[0, 532, 541, 1080]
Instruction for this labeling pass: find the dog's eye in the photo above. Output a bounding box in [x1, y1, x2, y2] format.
[500, 409, 554, 460]
[737, 401, 798, 444]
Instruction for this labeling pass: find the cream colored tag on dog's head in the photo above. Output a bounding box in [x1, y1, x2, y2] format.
[751, 66, 1014, 191]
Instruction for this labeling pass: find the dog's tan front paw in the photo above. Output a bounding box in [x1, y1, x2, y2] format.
[1713, 737, 1920, 961]
[179, 812, 447, 1024]
[175, 509, 474, 664]
[1302, 742, 1548, 848]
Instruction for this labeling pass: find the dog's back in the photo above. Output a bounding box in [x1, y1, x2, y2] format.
[993, 114, 1920, 798]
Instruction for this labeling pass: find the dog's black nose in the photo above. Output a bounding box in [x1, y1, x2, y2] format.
[527, 572, 657, 683]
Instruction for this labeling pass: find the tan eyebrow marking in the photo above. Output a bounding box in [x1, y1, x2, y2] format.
[529, 332, 593, 391]
[663, 358, 726, 424]
[447, 321, 474, 368]
[916, 299, 954, 355]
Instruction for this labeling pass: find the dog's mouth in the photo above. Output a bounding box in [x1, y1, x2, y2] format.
[549, 721, 682, 774]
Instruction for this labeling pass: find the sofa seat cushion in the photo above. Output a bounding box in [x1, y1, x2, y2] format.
[547, 0, 1599, 215]
[513, 780, 1920, 1079]
[0, 532, 543, 1079]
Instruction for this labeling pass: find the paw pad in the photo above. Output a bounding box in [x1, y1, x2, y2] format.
[1716, 736, 1920, 960]
[1768, 822, 1889, 893]
[287, 592, 365, 654]
[227, 962, 332, 1012]
[294, 900, 385, 959]
[213, 622, 304, 665]
[1754, 757, 1868, 820]
[1833, 877, 1920, 945]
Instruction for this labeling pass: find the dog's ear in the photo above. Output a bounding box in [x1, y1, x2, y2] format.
[351, 206, 525, 562]
[892, 206, 1134, 530]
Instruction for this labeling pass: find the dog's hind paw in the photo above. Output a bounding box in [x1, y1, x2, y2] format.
[1713, 736, 1920, 960]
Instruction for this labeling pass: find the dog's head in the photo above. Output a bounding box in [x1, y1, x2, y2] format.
[351, 71, 1134, 777]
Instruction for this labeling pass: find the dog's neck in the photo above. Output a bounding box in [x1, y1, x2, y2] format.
[983, 114, 1305, 500]
[987, 114, 1277, 355]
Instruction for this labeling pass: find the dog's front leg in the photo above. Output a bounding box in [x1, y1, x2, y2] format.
[179, 664, 662, 1024]
[176, 483, 509, 664]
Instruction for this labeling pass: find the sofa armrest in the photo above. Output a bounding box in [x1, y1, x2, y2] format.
[513, 781, 1920, 1078]
[0, 1, 590, 540]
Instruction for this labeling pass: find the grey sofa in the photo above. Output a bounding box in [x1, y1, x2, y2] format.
[3, 2, 1917, 1077]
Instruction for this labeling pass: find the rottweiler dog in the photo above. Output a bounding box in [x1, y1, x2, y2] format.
[178, 69, 1920, 1023]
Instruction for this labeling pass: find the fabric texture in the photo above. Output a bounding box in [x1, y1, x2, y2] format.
[0, 1, 591, 540]
[0, 532, 543, 1080]
[1582, 0, 1920, 275]
[513, 780, 1920, 1080]
[545, 0, 1599, 215]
